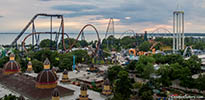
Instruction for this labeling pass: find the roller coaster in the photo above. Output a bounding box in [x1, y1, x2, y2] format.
[11, 13, 68, 51]
[67, 24, 101, 54]
[148, 27, 172, 38]
[119, 30, 136, 39]
[104, 18, 115, 50]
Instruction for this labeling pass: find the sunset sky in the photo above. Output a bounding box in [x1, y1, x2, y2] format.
[0, 0, 205, 33]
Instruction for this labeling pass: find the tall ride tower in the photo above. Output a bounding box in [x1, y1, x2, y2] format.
[173, 11, 184, 52]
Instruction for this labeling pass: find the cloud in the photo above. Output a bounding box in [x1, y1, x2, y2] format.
[1, 0, 205, 33]
[50, 0, 175, 25]
[52, 4, 98, 12]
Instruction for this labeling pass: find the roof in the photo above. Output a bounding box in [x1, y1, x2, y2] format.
[0, 69, 74, 100]
[80, 84, 88, 90]
[10, 53, 15, 57]
[36, 69, 58, 84]
[20, 71, 107, 100]
[52, 88, 60, 97]
[104, 79, 110, 85]
[4, 60, 20, 72]
[44, 58, 50, 65]
[27, 61, 32, 65]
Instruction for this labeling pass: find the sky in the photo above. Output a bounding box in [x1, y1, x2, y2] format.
[0, 0, 205, 33]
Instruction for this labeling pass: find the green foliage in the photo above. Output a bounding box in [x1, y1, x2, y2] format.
[165, 54, 184, 65]
[0, 56, 9, 68]
[58, 38, 81, 49]
[139, 83, 153, 100]
[32, 59, 43, 73]
[70, 50, 90, 63]
[180, 75, 205, 91]
[126, 60, 137, 70]
[155, 37, 172, 47]
[120, 36, 140, 49]
[59, 53, 73, 71]
[182, 55, 201, 74]
[138, 55, 155, 65]
[152, 54, 167, 64]
[27, 49, 60, 67]
[78, 40, 88, 48]
[157, 63, 191, 87]
[196, 75, 205, 91]
[139, 41, 151, 52]
[0, 94, 18, 100]
[135, 56, 155, 79]
[113, 70, 132, 100]
[133, 82, 143, 89]
[40, 39, 56, 49]
[101, 35, 144, 51]
[107, 65, 123, 84]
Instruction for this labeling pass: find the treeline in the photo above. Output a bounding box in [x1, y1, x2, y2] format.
[107, 54, 205, 100]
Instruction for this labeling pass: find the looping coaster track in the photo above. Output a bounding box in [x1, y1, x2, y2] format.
[11, 13, 67, 51]
[119, 30, 136, 39]
[67, 24, 101, 55]
[22, 32, 69, 53]
[12, 14, 101, 55]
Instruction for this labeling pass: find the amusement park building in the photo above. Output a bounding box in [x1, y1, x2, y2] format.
[0, 54, 106, 100]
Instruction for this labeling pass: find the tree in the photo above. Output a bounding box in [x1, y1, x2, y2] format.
[135, 56, 155, 79]
[183, 55, 201, 74]
[165, 54, 183, 65]
[138, 55, 155, 65]
[142, 63, 155, 79]
[157, 65, 172, 87]
[113, 70, 132, 100]
[139, 83, 153, 100]
[192, 41, 205, 50]
[58, 38, 81, 49]
[170, 63, 191, 80]
[141, 91, 153, 100]
[139, 41, 151, 52]
[59, 53, 73, 71]
[196, 75, 205, 91]
[70, 50, 90, 63]
[152, 54, 167, 64]
[107, 65, 123, 84]
[28, 49, 60, 67]
[0, 94, 18, 100]
[32, 59, 43, 73]
[119, 36, 139, 49]
[0, 56, 9, 68]
[126, 60, 137, 70]
[40, 39, 56, 49]
[79, 40, 88, 48]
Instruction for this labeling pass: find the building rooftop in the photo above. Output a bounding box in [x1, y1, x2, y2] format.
[1, 70, 107, 100]
[0, 69, 74, 100]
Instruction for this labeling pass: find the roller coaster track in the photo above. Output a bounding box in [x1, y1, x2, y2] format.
[105, 18, 115, 39]
[67, 24, 101, 55]
[105, 18, 115, 50]
[22, 32, 69, 53]
[119, 30, 136, 39]
[11, 13, 67, 51]
[151, 27, 171, 34]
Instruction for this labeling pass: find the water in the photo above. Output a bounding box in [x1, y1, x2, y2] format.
[0, 33, 126, 45]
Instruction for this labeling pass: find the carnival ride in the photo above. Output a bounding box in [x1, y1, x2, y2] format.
[183, 46, 194, 57]
[119, 30, 136, 39]
[11, 14, 67, 51]
[104, 18, 115, 50]
[67, 24, 101, 55]
[150, 27, 172, 51]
